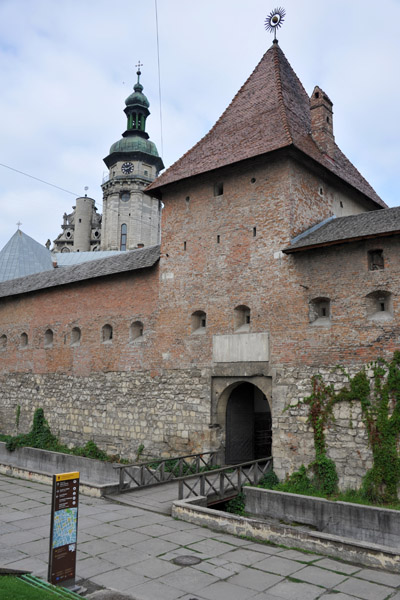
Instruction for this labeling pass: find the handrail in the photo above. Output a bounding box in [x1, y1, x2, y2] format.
[178, 457, 272, 501]
[113, 451, 219, 493]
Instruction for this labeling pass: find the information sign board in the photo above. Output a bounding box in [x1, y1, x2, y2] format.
[48, 471, 79, 587]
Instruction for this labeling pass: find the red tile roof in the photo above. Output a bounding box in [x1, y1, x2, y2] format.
[147, 43, 385, 208]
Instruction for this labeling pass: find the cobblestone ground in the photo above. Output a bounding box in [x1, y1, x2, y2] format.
[1, 473, 400, 600]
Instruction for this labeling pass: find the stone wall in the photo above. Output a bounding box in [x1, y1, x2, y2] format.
[0, 368, 213, 460]
[273, 364, 372, 490]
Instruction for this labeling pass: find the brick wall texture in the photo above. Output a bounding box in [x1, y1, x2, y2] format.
[0, 155, 398, 488]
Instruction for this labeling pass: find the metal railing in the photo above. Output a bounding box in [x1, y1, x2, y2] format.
[178, 457, 272, 501]
[113, 451, 219, 493]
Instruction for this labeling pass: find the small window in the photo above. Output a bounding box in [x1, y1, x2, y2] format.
[130, 321, 143, 342]
[368, 249, 384, 271]
[191, 311, 206, 334]
[102, 324, 113, 343]
[253, 227, 257, 237]
[71, 327, 81, 346]
[0, 334, 7, 350]
[121, 192, 130, 202]
[217, 235, 220, 244]
[214, 182, 223, 197]
[44, 329, 53, 348]
[20, 332, 28, 348]
[183, 241, 187, 251]
[310, 298, 331, 326]
[234, 305, 250, 332]
[366, 290, 393, 321]
[120, 223, 127, 251]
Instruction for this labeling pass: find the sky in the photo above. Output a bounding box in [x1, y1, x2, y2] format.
[0, 0, 399, 251]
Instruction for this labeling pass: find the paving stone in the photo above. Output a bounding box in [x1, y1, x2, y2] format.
[83, 523, 126, 538]
[0, 510, 33, 522]
[244, 543, 286, 555]
[0, 548, 28, 564]
[4, 556, 48, 575]
[210, 533, 252, 546]
[277, 549, 318, 562]
[79, 539, 122, 556]
[77, 556, 118, 578]
[159, 529, 209, 546]
[318, 594, 358, 600]
[128, 579, 185, 600]
[312, 557, 360, 575]
[178, 539, 230, 559]
[133, 538, 180, 557]
[355, 567, 400, 587]
[105, 530, 151, 547]
[156, 566, 218, 592]
[267, 579, 323, 600]
[91, 567, 148, 592]
[294, 565, 348, 587]
[195, 580, 257, 600]
[99, 547, 151, 568]
[227, 568, 284, 591]
[216, 548, 269, 566]
[135, 523, 178, 537]
[128, 556, 180, 578]
[16, 537, 49, 556]
[254, 555, 305, 576]
[336, 577, 394, 600]
[1, 529, 43, 546]
[192, 561, 243, 579]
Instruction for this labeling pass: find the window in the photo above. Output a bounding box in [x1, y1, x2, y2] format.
[121, 192, 130, 203]
[234, 305, 251, 332]
[310, 297, 331, 326]
[368, 249, 384, 271]
[20, 332, 28, 348]
[102, 324, 113, 343]
[0, 334, 7, 350]
[120, 223, 127, 251]
[71, 327, 81, 346]
[130, 321, 143, 341]
[44, 329, 53, 348]
[214, 182, 223, 196]
[366, 290, 393, 321]
[191, 311, 206, 333]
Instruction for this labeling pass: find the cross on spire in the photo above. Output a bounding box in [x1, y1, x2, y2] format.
[16, 221, 22, 230]
[136, 60, 143, 83]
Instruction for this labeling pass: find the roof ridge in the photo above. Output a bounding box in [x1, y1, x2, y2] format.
[272, 43, 293, 145]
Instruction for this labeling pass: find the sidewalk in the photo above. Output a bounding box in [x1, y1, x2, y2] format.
[1, 473, 400, 600]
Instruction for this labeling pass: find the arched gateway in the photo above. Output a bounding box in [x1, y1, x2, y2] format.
[224, 382, 272, 464]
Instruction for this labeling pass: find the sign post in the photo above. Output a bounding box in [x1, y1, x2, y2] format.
[48, 471, 79, 589]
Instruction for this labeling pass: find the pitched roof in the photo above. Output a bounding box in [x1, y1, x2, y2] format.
[54, 250, 125, 266]
[147, 42, 384, 208]
[0, 245, 160, 299]
[284, 207, 400, 253]
[0, 229, 53, 282]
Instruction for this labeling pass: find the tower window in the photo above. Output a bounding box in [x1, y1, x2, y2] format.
[20, 332, 28, 348]
[102, 324, 113, 343]
[71, 327, 81, 346]
[120, 223, 127, 251]
[191, 311, 207, 334]
[253, 227, 257, 237]
[0, 334, 7, 350]
[130, 321, 144, 341]
[214, 182, 223, 196]
[310, 297, 331, 326]
[368, 249, 384, 271]
[44, 329, 54, 348]
[366, 290, 393, 321]
[121, 192, 130, 202]
[234, 305, 251, 332]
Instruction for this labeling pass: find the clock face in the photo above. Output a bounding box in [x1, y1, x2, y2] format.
[121, 162, 133, 174]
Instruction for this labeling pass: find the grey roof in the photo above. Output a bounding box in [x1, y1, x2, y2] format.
[284, 207, 400, 253]
[0, 229, 53, 282]
[0, 245, 160, 299]
[54, 250, 125, 266]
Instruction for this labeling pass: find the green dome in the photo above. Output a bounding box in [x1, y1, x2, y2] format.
[109, 135, 159, 157]
[125, 82, 149, 108]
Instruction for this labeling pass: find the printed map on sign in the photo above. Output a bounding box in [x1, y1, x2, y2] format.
[52, 508, 77, 548]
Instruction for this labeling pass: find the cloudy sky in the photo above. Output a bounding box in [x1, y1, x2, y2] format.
[0, 0, 399, 251]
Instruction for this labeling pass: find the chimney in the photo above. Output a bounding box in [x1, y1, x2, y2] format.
[310, 86, 335, 158]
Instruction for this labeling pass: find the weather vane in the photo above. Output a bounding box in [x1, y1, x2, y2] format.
[265, 7, 286, 41]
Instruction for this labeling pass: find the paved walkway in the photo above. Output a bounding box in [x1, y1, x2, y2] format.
[1, 473, 400, 600]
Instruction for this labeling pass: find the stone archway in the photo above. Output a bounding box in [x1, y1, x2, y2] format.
[214, 380, 272, 464]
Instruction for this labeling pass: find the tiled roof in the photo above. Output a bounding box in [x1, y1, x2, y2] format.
[284, 207, 400, 253]
[0, 229, 53, 282]
[0, 245, 160, 299]
[147, 43, 384, 208]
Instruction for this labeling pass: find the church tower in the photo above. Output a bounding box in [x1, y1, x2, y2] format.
[101, 66, 164, 250]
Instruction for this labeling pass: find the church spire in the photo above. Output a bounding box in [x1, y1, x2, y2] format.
[123, 61, 150, 139]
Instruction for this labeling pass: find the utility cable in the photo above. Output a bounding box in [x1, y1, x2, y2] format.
[0, 162, 79, 197]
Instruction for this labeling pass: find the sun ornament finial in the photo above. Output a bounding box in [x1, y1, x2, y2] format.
[265, 7, 286, 42]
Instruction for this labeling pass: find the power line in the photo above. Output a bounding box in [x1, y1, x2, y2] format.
[0, 162, 79, 197]
[155, 0, 164, 158]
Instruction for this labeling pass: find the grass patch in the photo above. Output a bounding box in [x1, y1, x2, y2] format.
[0, 576, 65, 599]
